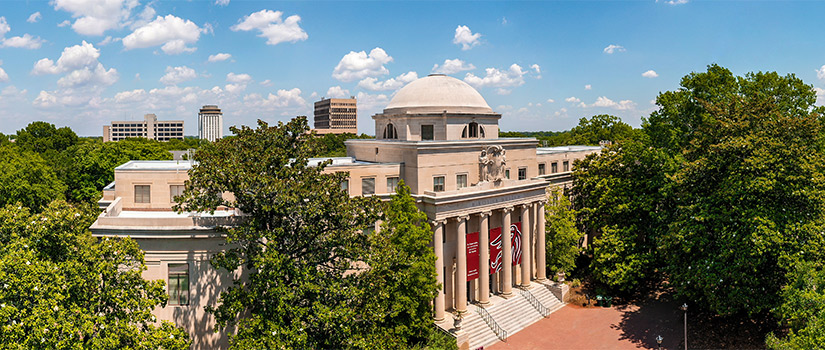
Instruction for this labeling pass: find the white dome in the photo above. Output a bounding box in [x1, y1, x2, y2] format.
[383, 74, 494, 114]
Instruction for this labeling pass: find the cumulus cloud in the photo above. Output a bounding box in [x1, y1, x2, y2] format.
[585, 84, 592, 90]
[603, 44, 626, 54]
[326, 86, 350, 98]
[226, 72, 252, 84]
[53, 0, 139, 36]
[32, 41, 103, 75]
[29, 41, 118, 109]
[565, 96, 580, 103]
[547, 98, 555, 103]
[591, 96, 636, 110]
[231, 10, 308, 46]
[663, 0, 689, 4]
[215, 0, 230, 6]
[34, 90, 58, 107]
[816, 65, 825, 82]
[114, 88, 146, 102]
[464, 64, 526, 89]
[260, 79, 273, 87]
[208, 53, 232, 62]
[332, 47, 393, 82]
[159, 66, 197, 85]
[355, 91, 389, 110]
[123, 15, 202, 54]
[27, 12, 42, 23]
[0, 66, 8, 82]
[453, 25, 481, 50]
[642, 70, 659, 78]
[358, 71, 418, 91]
[244, 88, 306, 109]
[432, 59, 476, 75]
[0, 17, 46, 49]
[530, 64, 541, 78]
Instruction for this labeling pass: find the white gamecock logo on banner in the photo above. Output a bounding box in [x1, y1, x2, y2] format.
[511, 223, 522, 265]
[490, 230, 503, 273]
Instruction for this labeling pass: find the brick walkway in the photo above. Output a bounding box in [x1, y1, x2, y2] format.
[487, 300, 683, 350]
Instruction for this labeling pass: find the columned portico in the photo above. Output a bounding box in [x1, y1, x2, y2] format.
[501, 207, 513, 296]
[433, 220, 447, 321]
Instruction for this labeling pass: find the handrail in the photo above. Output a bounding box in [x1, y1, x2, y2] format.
[519, 288, 550, 317]
[433, 323, 455, 340]
[474, 305, 508, 342]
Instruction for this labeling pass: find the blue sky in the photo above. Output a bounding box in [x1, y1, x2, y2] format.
[1, 0, 825, 137]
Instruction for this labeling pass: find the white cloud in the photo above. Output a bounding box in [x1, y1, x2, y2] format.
[464, 64, 526, 89]
[642, 70, 659, 78]
[547, 98, 555, 103]
[664, 0, 689, 4]
[53, 0, 139, 36]
[208, 53, 232, 62]
[57, 20, 71, 28]
[32, 41, 101, 75]
[585, 84, 592, 90]
[453, 25, 481, 50]
[2, 34, 46, 49]
[554, 107, 568, 117]
[565, 96, 580, 103]
[332, 47, 393, 82]
[603, 44, 626, 54]
[432, 58, 475, 75]
[231, 10, 308, 46]
[244, 88, 306, 109]
[0, 66, 8, 82]
[815, 87, 825, 105]
[114, 88, 146, 102]
[57, 63, 117, 87]
[1, 85, 27, 97]
[215, 0, 230, 6]
[0, 17, 9, 37]
[27, 12, 42, 23]
[816, 65, 825, 82]
[591, 96, 636, 110]
[226, 72, 252, 84]
[355, 91, 389, 110]
[260, 79, 273, 87]
[33, 90, 58, 107]
[97, 36, 118, 46]
[357, 71, 418, 91]
[326, 86, 350, 98]
[531, 64, 541, 74]
[29, 41, 118, 109]
[122, 15, 202, 54]
[160, 66, 197, 85]
[496, 88, 512, 95]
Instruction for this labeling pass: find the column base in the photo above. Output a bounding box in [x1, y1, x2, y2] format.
[536, 277, 548, 282]
[501, 291, 514, 298]
[521, 283, 533, 289]
[478, 299, 491, 306]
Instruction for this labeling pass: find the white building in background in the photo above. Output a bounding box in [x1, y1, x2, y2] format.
[198, 105, 223, 142]
[103, 113, 184, 142]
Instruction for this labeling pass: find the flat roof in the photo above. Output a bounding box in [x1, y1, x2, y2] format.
[116, 210, 236, 218]
[115, 160, 195, 171]
[537, 145, 602, 154]
[307, 157, 399, 167]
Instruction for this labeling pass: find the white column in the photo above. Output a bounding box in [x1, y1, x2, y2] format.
[501, 207, 513, 296]
[455, 215, 469, 313]
[521, 204, 532, 288]
[536, 201, 547, 281]
[433, 220, 446, 321]
[479, 212, 491, 305]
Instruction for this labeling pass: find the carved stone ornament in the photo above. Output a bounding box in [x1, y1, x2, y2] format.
[479, 145, 506, 184]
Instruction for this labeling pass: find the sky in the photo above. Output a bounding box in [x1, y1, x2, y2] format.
[2, 0, 825, 137]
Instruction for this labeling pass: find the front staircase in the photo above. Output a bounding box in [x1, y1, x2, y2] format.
[441, 280, 566, 350]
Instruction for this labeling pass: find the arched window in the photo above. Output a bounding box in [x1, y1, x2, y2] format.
[479, 125, 485, 138]
[462, 126, 467, 138]
[383, 123, 397, 139]
[469, 122, 479, 138]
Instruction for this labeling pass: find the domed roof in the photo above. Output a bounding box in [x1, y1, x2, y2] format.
[383, 74, 494, 115]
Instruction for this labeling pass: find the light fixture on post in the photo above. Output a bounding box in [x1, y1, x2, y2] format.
[679, 303, 688, 350]
[655, 335, 663, 350]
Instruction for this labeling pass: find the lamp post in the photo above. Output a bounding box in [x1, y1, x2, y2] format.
[679, 303, 688, 350]
[655, 335, 663, 350]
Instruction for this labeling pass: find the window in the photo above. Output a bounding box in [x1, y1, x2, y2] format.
[135, 185, 150, 203]
[518, 167, 527, 180]
[469, 122, 479, 138]
[421, 125, 434, 140]
[456, 174, 468, 189]
[168, 263, 189, 306]
[362, 178, 375, 195]
[341, 179, 349, 194]
[563, 161, 570, 172]
[383, 123, 397, 139]
[387, 176, 400, 193]
[551, 162, 558, 173]
[479, 125, 485, 138]
[170, 185, 184, 203]
[433, 176, 445, 192]
[505, 169, 510, 179]
[538, 163, 546, 175]
[462, 122, 480, 139]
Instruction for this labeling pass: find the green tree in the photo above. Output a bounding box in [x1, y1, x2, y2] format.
[0, 201, 189, 348]
[15, 121, 78, 154]
[568, 114, 633, 145]
[571, 138, 674, 292]
[311, 132, 374, 158]
[766, 262, 825, 349]
[61, 138, 172, 204]
[0, 146, 66, 211]
[176, 117, 381, 349]
[544, 188, 583, 277]
[350, 181, 442, 348]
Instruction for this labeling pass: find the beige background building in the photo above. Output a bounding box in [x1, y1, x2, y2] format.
[198, 105, 223, 142]
[90, 74, 599, 349]
[103, 113, 184, 142]
[313, 97, 357, 134]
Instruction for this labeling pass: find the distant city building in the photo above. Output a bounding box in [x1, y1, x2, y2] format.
[313, 97, 357, 134]
[103, 114, 184, 142]
[198, 105, 223, 142]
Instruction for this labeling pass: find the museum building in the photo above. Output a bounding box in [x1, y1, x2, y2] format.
[89, 74, 599, 349]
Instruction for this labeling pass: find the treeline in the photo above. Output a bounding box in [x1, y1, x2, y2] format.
[0, 122, 204, 211]
[570, 64, 825, 347]
[501, 114, 635, 147]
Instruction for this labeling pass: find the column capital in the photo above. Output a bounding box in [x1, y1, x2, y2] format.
[430, 219, 447, 226]
[454, 215, 470, 222]
[502, 207, 514, 214]
[478, 211, 492, 218]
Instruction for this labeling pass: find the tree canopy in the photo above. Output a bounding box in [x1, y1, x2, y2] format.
[568, 114, 634, 145]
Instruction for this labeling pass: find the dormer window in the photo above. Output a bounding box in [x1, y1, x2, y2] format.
[383, 123, 397, 139]
[463, 122, 481, 139]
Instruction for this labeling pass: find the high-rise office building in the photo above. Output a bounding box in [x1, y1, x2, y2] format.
[313, 97, 357, 134]
[198, 105, 223, 142]
[103, 114, 184, 142]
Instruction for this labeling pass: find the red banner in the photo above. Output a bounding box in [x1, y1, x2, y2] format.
[489, 227, 503, 274]
[466, 232, 479, 281]
[511, 222, 522, 266]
